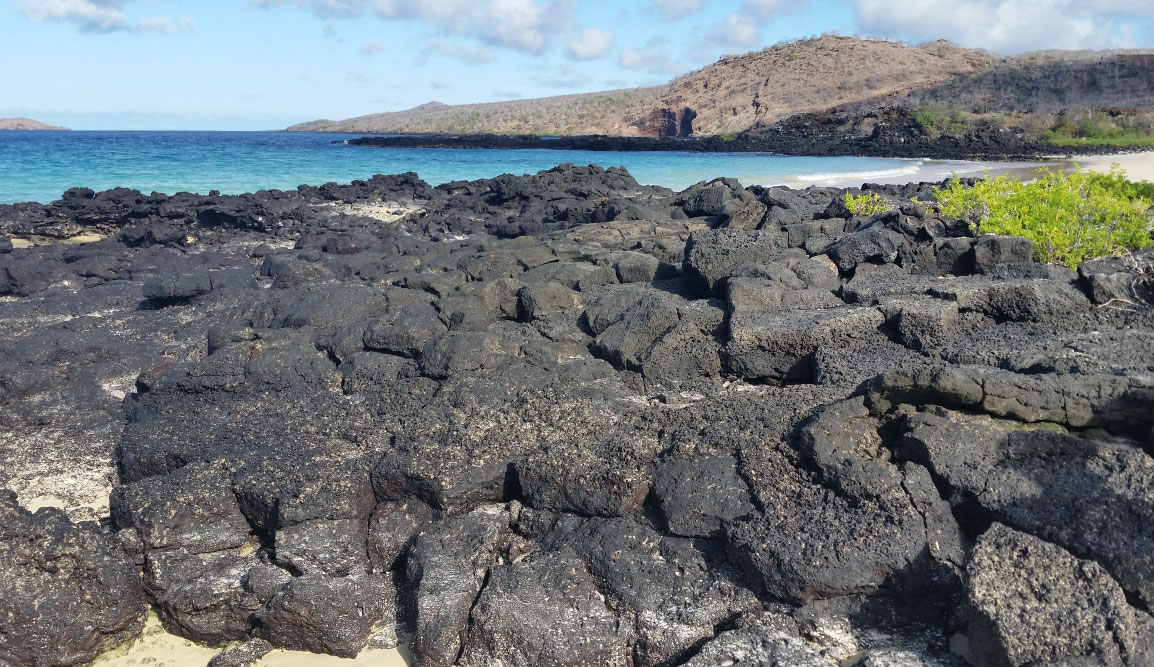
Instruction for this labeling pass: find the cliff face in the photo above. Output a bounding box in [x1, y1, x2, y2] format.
[633, 35, 993, 136]
[0, 117, 70, 131]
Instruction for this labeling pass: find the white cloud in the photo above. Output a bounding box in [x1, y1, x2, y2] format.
[618, 37, 689, 76]
[373, 0, 574, 53]
[253, 0, 578, 53]
[709, 13, 761, 53]
[360, 37, 383, 55]
[251, 0, 364, 18]
[565, 27, 615, 60]
[741, 0, 808, 20]
[850, 0, 1150, 52]
[650, 0, 702, 20]
[17, 0, 193, 33]
[422, 39, 495, 64]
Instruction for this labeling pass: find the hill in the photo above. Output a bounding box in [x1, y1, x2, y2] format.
[287, 88, 666, 135]
[288, 35, 1154, 143]
[289, 36, 992, 137]
[0, 117, 70, 131]
[638, 36, 992, 136]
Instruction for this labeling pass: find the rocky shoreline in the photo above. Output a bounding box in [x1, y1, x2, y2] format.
[1, 165, 1152, 666]
[348, 107, 1151, 161]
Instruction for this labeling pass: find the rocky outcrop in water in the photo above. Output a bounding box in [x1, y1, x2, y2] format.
[1, 165, 1152, 665]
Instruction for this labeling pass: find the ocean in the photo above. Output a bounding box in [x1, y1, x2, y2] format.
[0, 130, 1035, 205]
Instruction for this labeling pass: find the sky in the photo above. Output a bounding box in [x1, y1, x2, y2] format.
[2, 0, 1152, 130]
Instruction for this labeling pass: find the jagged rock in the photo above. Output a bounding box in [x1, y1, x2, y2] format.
[826, 226, 906, 270]
[590, 291, 682, 369]
[0, 492, 146, 667]
[967, 524, 1154, 667]
[257, 574, 395, 658]
[651, 455, 756, 538]
[725, 283, 885, 382]
[541, 515, 760, 667]
[972, 235, 1034, 274]
[683, 615, 839, 667]
[457, 549, 634, 667]
[273, 518, 369, 576]
[683, 228, 788, 294]
[1078, 251, 1154, 305]
[208, 638, 274, 667]
[869, 364, 1154, 431]
[143, 272, 213, 303]
[612, 250, 663, 283]
[902, 412, 1154, 608]
[407, 505, 512, 667]
[880, 297, 959, 351]
[517, 282, 583, 321]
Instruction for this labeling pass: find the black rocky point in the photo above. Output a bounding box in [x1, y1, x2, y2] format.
[1, 164, 1152, 666]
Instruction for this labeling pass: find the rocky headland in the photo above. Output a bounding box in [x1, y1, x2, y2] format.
[1, 165, 1152, 666]
[345, 107, 1150, 161]
[0, 117, 70, 131]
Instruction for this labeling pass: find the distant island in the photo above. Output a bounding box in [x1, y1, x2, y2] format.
[0, 117, 70, 131]
[288, 35, 1154, 151]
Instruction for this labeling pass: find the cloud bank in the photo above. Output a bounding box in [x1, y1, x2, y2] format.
[851, 0, 1150, 52]
[17, 0, 193, 33]
[252, 0, 575, 54]
[565, 28, 615, 60]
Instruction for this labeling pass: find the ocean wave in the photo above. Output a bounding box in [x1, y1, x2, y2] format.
[792, 164, 923, 183]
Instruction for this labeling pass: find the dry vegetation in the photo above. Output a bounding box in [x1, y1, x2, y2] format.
[290, 35, 992, 137]
[645, 35, 992, 135]
[288, 36, 1154, 142]
[287, 88, 666, 135]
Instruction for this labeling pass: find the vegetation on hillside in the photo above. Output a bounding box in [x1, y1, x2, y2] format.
[934, 167, 1154, 268]
[1045, 110, 1154, 147]
[289, 88, 664, 136]
[289, 37, 1154, 141]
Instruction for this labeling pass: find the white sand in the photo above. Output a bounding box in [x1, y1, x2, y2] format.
[1079, 151, 1154, 182]
[95, 613, 412, 667]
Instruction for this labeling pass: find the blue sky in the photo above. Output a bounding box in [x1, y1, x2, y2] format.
[2, 0, 1152, 130]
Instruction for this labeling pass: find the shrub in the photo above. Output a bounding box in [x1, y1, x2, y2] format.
[1047, 111, 1154, 147]
[934, 166, 1154, 268]
[914, 105, 971, 136]
[843, 191, 893, 216]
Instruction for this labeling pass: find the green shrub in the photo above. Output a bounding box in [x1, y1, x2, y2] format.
[914, 105, 970, 136]
[843, 191, 893, 216]
[934, 166, 1154, 268]
[1046, 111, 1154, 147]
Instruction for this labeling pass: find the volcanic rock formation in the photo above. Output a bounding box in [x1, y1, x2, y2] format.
[1, 165, 1152, 666]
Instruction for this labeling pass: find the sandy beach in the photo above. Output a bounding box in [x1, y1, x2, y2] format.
[95, 613, 411, 667]
[1077, 150, 1154, 181]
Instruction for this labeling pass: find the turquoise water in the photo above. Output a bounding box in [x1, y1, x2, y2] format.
[0, 130, 1023, 205]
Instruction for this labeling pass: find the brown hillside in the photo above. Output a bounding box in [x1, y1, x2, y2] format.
[635, 35, 993, 136]
[287, 88, 666, 135]
[898, 51, 1154, 113]
[287, 35, 999, 137]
